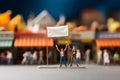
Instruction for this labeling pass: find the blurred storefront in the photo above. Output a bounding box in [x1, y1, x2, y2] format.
[14, 32, 54, 64]
[0, 31, 14, 60]
[96, 32, 120, 63]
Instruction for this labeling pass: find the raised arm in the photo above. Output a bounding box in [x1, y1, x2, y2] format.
[64, 44, 67, 51]
[68, 44, 71, 50]
[56, 45, 60, 52]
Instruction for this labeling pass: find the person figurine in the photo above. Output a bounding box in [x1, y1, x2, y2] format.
[97, 49, 102, 64]
[56, 44, 67, 68]
[6, 50, 13, 64]
[0, 52, 6, 64]
[21, 51, 28, 65]
[48, 51, 53, 64]
[26, 51, 33, 64]
[38, 50, 45, 64]
[103, 49, 110, 65]
[76, 49, 81, 65]
[32, 50, 38, 64]
[70, 46, 79, 67]
[85, 49, 91, 64]
[67, 44, 72, 66]
[113, 51, 119, 64]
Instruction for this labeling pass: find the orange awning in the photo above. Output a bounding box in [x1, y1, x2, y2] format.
[14, 38, 54, 47]
[96, 39, 120, 47]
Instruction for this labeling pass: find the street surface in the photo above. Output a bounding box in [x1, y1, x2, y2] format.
[0, 64, 120, 80]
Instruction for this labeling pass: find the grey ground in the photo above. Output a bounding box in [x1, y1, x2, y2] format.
[0, 64, 120, 80]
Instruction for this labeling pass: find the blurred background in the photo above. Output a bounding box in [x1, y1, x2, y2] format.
[0, 0, 120, 65]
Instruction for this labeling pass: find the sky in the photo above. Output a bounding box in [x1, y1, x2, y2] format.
[0, 0, 120, 21]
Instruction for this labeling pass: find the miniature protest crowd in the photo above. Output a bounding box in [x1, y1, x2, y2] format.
[20, 44, 83, 68]
[1, 43, 117, 67]
[0, 43, 92, 68]
[56, 44, 81, 67]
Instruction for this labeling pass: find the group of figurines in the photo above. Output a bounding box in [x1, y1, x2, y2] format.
[0, 50, 13, 64]
[21, 44, 89, 66]
[55, 44, 89, 68]
[21, 50, 46, 65]
[21, 50, 53, 65]
[97, 49, 120, 65]
[0, 45, 90, 66]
